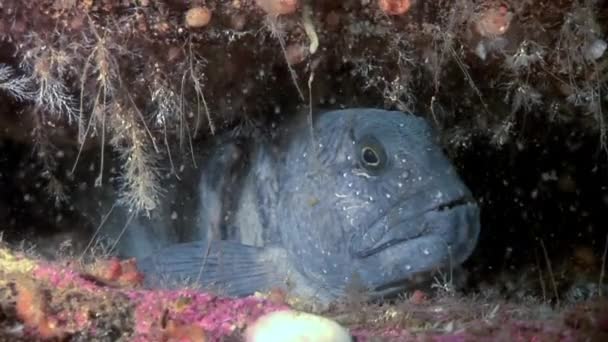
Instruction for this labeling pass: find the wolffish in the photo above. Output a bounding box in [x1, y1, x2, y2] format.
[107, 108, 481, 303]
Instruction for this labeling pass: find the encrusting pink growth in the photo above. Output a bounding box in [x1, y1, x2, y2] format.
[33, 261, 100, 291]
[1, 249, 606, 341]
[2, 254, 288, 340]
[28, 261, 290, 340]
[128, 290, 288, 341]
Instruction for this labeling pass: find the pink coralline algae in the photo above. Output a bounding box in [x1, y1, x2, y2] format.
[1, 248, 606, 341]
[1, 250, 290, 341]
[34, 263, 289, 341]
[128, 290, 289, 341]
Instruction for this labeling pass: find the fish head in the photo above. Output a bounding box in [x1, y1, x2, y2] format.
[277, 108, 480, 298]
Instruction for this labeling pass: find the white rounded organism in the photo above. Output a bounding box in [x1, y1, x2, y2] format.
[585, 39, 607, 61]
[245, 310, 352, 342]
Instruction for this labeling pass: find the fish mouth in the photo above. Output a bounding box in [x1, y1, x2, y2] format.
[352, 194, 478, 258]
[351, 195, 481, 293]
[369, 269, 435, 299]
[435, 195, 476, 212]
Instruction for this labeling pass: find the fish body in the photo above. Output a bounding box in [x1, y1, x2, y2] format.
[102, 108, 480, 303]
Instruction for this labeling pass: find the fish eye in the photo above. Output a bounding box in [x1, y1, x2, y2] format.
[361, 147, 380, 166]
[357, 135, 387, 171]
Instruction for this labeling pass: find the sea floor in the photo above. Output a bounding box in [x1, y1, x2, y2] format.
[1, 246, 606, 341]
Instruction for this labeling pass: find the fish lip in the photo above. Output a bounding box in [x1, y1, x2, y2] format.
[433, 195, 476, 212]
[368, 284, 409, 299]
[354, 195, 477, 258]
[369, 270, 434, 297]
[354, 202, 480, 295]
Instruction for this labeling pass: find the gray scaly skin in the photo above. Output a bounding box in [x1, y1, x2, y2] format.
[102, 108, 480, 303]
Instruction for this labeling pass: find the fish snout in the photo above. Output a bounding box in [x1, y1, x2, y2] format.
[350, 182, 479, 259]
[351, 194, 481, 295]
[425, 198, 481, 265]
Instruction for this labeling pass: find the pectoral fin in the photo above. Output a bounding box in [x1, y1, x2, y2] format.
[136, 240, 286, 297]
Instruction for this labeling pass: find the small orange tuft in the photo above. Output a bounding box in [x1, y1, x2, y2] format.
[378, 0, 411, 16]
[103, 258, 123, 281]
[267, 287, 287, 305]
[116, 258, 144, 286]
[118, 268, 145, 287]
[15, 280, 65, 339]
[572, 246, 598, 274]
[88, 257, 144, 287]
[409, 289, 429, 305]
[255, 0, 299, 16]
[284, 44, 308, 65]
[163, 319, 207, 342]
[475, 5, 513, 37]
[185, 6, 212, 28]
[119, 258, 138, 274]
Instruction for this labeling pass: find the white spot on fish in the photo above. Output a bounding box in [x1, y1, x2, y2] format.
[405, 265, 412, 270]
[347, 183, 353, 188]
[353, 170, 372, 179]
[385, 193, 391, 199]
[398, 182, 403, 188]
[423, 248, 430, 255]
[335, 193, 348, 198]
